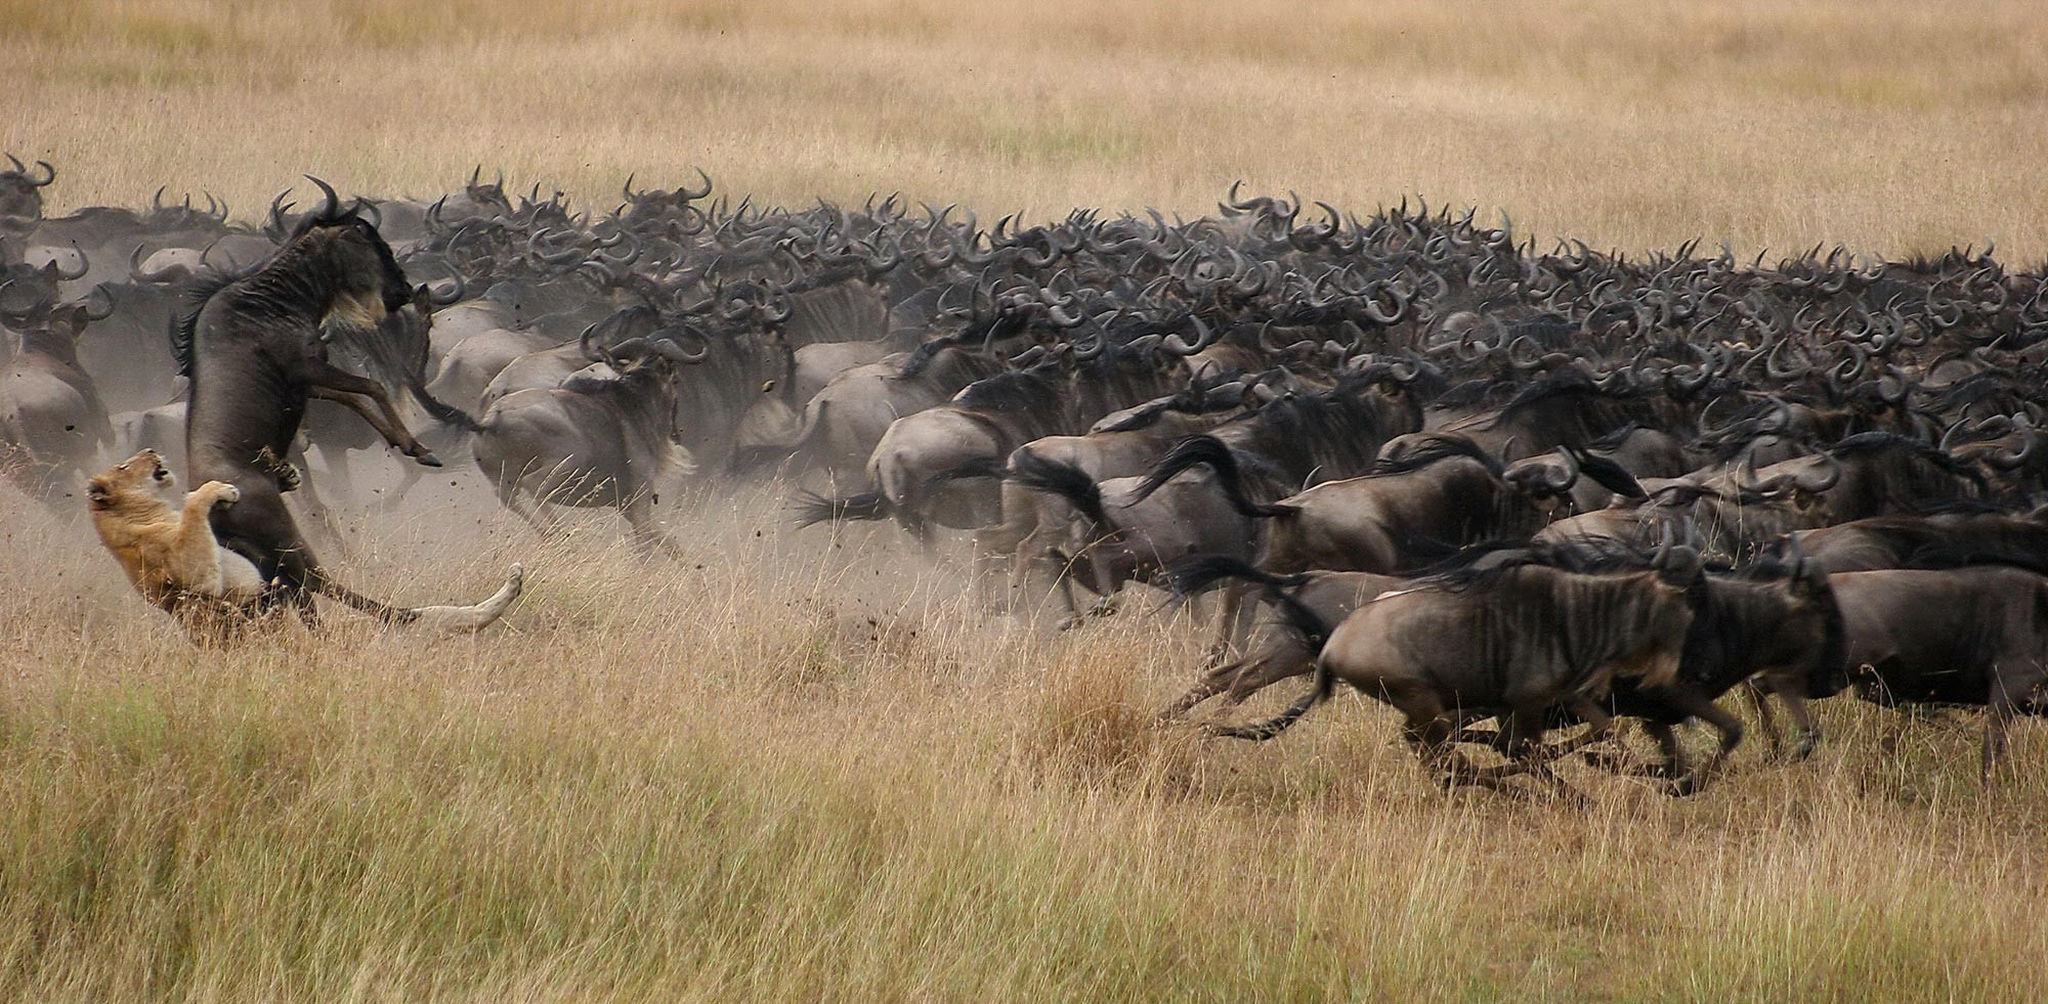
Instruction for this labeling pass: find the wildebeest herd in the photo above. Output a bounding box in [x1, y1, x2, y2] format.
[5, 155, 2047, 799]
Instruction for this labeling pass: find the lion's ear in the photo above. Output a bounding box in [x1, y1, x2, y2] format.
[86, 480, 112, 509]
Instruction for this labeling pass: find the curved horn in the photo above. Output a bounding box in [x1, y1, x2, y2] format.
[1545, 446, 1581, 493]
[1986, 423, 2042, 471]
[652, 331, 711, 364]
[679, 168, 713, 202]
[304, 175, 341, 221]
[1162, 314, 1217, 355]
[79, 282, 117, 321]
[1792, 452, 1843, 495]
[28, 160, 55, 187]
[53, 246, 89, 281]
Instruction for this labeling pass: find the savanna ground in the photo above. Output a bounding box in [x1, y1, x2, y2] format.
[5, 1, 2048, 999]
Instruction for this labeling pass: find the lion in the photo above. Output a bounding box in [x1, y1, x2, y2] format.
[87, 448, 268, 637]
[87, 448, 526, 642]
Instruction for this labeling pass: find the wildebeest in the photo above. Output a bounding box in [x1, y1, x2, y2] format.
[181, 177, 520, 626]
[1214, 553, 1703, 800]
[794, 329, 1208, 540]
[1830, 566, 2048, 778]
[0, 155, 55, 228]
[1, 292, 115, 497]
[472, 331, 703, 555]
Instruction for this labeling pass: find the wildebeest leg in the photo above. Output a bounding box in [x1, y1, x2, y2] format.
[1162, 642, 1312, 722]
[1659, 693, 1745, 797]
[1201, 583, 1256, 668]
[303, 365, 440, 466]
[621, 494, 685, 560]
[496, 481, 565, 541]
[1982, 683, 2018, 783]
[1531, 699, 1617, 762]
[1396, 690, 1518, 792]
[1742, 679, 1786, 758]
[1158, 675, 1227, 721]
[1754, 669, 1822, 760]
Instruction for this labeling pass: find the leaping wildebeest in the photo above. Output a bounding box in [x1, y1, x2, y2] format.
[179, 177, 521, 629]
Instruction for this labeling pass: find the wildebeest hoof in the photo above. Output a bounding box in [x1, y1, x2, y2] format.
[413, 451, 444, 468]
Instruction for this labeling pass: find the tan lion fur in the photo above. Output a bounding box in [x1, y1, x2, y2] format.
[87, 448, 268, 635]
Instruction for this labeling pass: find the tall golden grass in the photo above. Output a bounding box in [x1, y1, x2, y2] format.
[4, 1, 2046, 260]
[8, 2, 2048, 998]
[4, 471, 2047, 999]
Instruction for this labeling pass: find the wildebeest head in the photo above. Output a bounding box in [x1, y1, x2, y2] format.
[0, 154, 55, 226]
[24, 287, 115, 365]
[0, 261, 71, 329]
[288, 177, 413, 324]
[1694, 544, 1847, 701]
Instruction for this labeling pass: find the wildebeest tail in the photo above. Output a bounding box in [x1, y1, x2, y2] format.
[1130, 435, 1288, 517]
[1009, 451, 1109, 528]
[306, 570, 421, 624]
[926, 456, 1008, 486]
[1170, 555, 1335, 652]
[1170, 555, 1308, 597]
[1573, 447, 1647, 500]
[790, 489, 891, 527]
[410, 384, 484, 432]
[1207, 664, 1335, 741]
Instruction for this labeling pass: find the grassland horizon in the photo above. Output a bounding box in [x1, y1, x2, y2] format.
[5, 1, 2047, 262]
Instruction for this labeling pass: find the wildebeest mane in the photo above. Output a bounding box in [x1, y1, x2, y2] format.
[1368, 433, 1502, 477]
[951, 365, 1059, 413]
[1432, 377, 1506, 411]
[895, 311, 1025, 379]
[169, 267, 250, 377]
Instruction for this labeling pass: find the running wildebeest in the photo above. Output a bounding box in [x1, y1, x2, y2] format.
[1213, 549, 1705, 801]
[179, 177, 521, 628]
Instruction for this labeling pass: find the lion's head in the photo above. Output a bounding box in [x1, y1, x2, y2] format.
[87, 449, 177, 511]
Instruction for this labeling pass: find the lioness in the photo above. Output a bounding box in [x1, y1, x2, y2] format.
[87, 448, 524, 641]
[88, 448, 267, 635]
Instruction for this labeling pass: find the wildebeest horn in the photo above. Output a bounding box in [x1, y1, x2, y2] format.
[1545, 447, 1581, 493]
[1162, 314, 1216, 355]
[1986, 424, 2041, 471]
[1940, 415, 2009, 453]
[1793, 453, 1842, 494]
[304, 175, 342, 221]
[3, 153, 20, 174]
[54, 246, 89, 280]
[1359, 281, 1410, 325]
[579, 320, 610, 363]
[355, 198, 382, 229]
[153, 186, 166, 212]
[419, 259, 466, 306]
[679, 168, 713, 202]
[656, 329, 712, 363]
[27, 159, 55, 187]
[1011, 345, 1049, 366]
[80, 282, 117, 321]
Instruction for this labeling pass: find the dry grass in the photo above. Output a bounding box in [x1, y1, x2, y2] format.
[4, 1, 2047, 260]
[4, 467, 2047, 1001]
[9, 3, 2048, 998]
